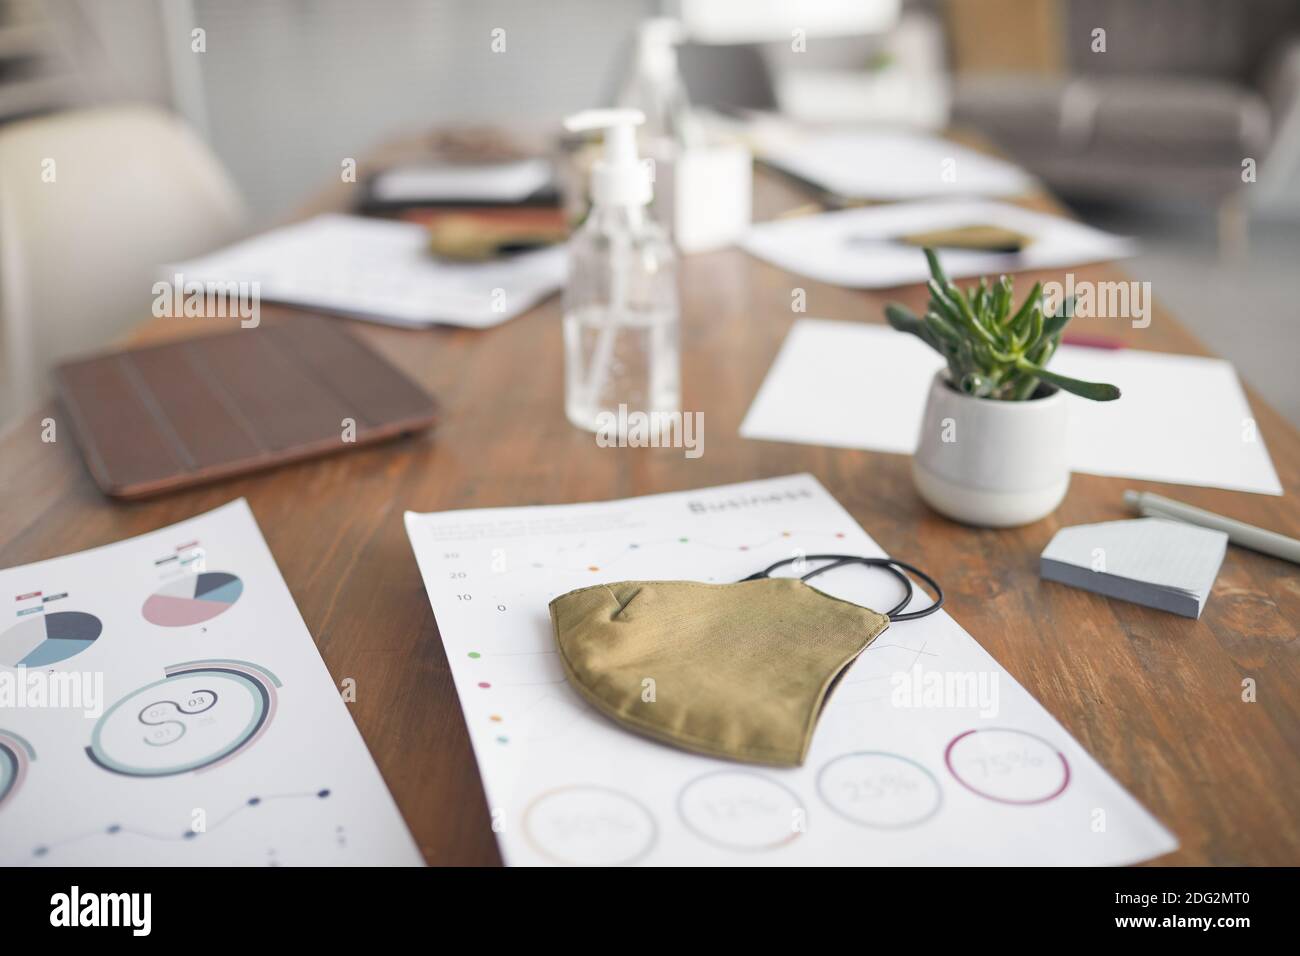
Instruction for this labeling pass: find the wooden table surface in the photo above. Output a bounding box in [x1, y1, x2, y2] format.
[2, 156, 1297, 867]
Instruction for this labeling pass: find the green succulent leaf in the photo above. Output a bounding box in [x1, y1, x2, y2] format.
[945, 282, 990, 335]
[1041, 309, 1071, 342]
[924, 247, 949, 287]
[973, 278, 989, 319]
[1026, 303, 1044, 350]
[1016, 358, 1122, 401]
[884, 302, 939, 351]
[1029, 333, 1058, 367]
[1007, 281, 1042, 336]
[993, 276, 1012, 323]
[924, 310, 962, 344]
[1011, 374, 1042, 401]
[884, 302, 920, 330]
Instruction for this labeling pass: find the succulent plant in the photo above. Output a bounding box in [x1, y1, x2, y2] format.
[885, 248, 1121, 402]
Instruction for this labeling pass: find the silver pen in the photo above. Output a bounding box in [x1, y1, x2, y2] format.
[1124, 490, 1300, 566]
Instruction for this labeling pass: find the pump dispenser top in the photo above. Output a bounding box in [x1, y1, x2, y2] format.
[563, 108, 651, 207]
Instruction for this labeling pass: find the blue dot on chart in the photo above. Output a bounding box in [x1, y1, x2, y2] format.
[317, 789, 331, 799]
[34, 846, 47, 857]
[107, 824, 121, 834]
[183, 830, 197, 840]
[248, 796, 261, 806]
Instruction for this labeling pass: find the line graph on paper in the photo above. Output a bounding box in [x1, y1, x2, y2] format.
[496, 527, 855, 578]
[9, 787, 348, 867]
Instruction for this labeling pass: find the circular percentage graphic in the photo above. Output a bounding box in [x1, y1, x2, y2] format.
[522, 785, 657, 866]
[87, 660, 280, 777]
[944, 728, 1070, 805]
[677, 770, 805, 851]
[817, 751, 943, 829]
[0, 730, 35, 811]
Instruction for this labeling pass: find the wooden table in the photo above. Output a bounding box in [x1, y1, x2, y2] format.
[3, 159, 1297, 867]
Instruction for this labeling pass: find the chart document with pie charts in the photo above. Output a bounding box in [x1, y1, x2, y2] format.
[406, 474, 1177, 865]
[0, 499, 420, 865]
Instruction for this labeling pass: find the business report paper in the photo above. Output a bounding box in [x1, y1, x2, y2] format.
[0, 500, 422, 865]
[406, 475, 1177, 865]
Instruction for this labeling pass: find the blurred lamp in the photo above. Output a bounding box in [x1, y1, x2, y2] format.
[674, 0, 901, 44]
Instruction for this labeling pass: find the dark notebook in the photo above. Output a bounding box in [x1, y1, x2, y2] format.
[55, 317, 437, 499]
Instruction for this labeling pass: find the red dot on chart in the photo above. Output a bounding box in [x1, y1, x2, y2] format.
[478, 682, 491, 689]
[738, 545, 749, 551]
[490, 714, 502, 722]
[835, 532, 846, 538]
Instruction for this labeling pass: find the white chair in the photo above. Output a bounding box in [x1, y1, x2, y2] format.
[0, 105, 246, 427]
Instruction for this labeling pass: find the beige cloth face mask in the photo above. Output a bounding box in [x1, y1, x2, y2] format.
[548, 556, 943, 768]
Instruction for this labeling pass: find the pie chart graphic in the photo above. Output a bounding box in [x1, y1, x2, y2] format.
[0, 611, 103, 667]
[142, 572, 244, 627]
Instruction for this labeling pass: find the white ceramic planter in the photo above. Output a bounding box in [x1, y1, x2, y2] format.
[912, 372, 1069, 527]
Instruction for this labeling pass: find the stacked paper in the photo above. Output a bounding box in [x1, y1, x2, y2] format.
[1040, 518, 1228, 618]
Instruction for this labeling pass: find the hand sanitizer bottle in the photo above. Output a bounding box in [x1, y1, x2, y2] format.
[561, 108, 680, 435]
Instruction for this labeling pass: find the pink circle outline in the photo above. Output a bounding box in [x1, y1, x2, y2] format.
[944, 728, 1071, 805]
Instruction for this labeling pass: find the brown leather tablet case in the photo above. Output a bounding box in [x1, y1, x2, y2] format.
[55, 317, 437, 499]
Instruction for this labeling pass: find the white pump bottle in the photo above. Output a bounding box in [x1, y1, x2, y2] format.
[561, 109, 680, 435]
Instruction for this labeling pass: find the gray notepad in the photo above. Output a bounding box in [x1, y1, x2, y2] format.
[1040, 518, 1228, 618]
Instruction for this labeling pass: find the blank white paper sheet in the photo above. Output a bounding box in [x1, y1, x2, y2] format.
[760, 129, 1036, 202]
[740, 320, 1282, 495]
[405, 474, 1177, 865]
[742, 199, 1135, 289]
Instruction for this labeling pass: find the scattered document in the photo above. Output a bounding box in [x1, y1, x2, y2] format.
[740, 320, 1283, 495]
[742, 199, 1135, 288]
[371, 158, 553, 204]
[0, 500, 422, 865]
[760, 129, 1035, 201]
[1041, 519, 1228, 618]
[168, 213, 566, 328]
[405, 474, 1176, 865]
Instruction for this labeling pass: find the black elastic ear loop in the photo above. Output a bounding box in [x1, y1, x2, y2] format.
[741, 554, 944, 622]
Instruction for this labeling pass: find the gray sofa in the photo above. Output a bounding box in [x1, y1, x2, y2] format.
[952, 0, 1300, 244]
